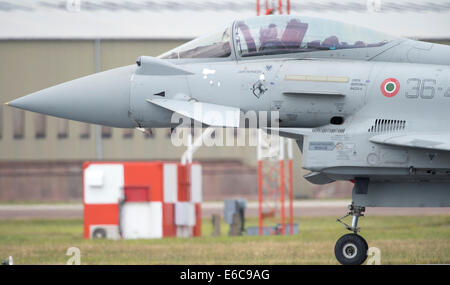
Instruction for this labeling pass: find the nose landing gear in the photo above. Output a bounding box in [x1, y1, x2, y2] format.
[335, 203, 368, 265]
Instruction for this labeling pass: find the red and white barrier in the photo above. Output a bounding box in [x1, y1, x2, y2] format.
[83, 161, 201, 239]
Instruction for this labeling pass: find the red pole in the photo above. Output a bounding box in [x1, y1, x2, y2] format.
[288, 159, 293, 235]
[256, 0, 260, 16]
[287, 0, 290, 14]
[258, 160, 263, 236]
[280, 160, 285, 235]
[278, 0, 283, 14]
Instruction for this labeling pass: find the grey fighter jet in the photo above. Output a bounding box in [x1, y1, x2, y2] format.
[6, 15, 450, 265]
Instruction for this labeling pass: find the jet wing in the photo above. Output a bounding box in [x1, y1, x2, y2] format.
[370, 132, 450, 152]
[147, 98, 240, 128]
[264, 127, 312, 140]
[264, 127, 313, 153]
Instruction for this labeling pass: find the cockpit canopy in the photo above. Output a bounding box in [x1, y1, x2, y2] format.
[159, 15, 396, 59]
[234, 16, 396, 57]
[160, 26, 232, 59]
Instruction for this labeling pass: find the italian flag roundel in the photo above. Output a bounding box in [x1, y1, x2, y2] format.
[380, 78, 400, 97]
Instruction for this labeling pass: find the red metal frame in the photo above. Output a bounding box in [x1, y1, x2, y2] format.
[257, 136, 294, 236]
[288, 159, 293, 235]
[256, 0, 290, 15]
[280, 159, 285, 235]
[257, 160, 263, 235]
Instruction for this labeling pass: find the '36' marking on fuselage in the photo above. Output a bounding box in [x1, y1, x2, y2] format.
[405, 78, 436, 99]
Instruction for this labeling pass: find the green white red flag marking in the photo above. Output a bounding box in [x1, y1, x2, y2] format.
[381, 78, 400, 97]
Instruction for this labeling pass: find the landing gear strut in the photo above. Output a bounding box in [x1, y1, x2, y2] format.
[334, 203, 368, 265]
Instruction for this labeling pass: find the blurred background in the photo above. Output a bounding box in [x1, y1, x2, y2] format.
[1, 0, 450, 203]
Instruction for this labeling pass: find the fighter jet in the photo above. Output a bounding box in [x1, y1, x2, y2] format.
[6, 15, 450, 265]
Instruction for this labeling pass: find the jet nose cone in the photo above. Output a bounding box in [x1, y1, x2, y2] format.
[8, 65, 136, 128]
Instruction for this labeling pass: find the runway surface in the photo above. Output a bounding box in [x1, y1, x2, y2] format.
[1, 201, 449, 219]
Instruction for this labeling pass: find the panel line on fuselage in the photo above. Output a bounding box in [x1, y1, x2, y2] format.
[284, 74, 349, 83]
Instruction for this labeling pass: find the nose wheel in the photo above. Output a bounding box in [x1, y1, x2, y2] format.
[335, 203, 368, 265]
[334, 233, 368, 265]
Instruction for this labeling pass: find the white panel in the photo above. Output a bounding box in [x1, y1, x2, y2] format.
[175, 202, 196, 226]
[191, 164, 202, 203]
[84, 164, 123, 204]
[85, 170, 104, 187]
[148, 202, 163, 238]
[175, 202, 187, 225]
[121, 202, 162, 239]
[163, 163, 178, 203]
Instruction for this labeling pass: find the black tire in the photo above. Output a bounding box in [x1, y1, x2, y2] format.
[334, 233, 368, 265]
[92, 228, 107, 239]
